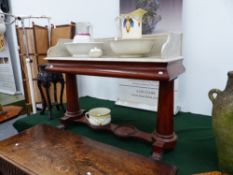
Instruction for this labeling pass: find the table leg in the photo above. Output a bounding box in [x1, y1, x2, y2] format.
[59, 74, 83, 128]
[152, 80, 177, 160]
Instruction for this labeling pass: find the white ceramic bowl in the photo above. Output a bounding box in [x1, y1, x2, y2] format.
[85, 107, 111, 126]
[110, 38, 154, 57]
[64, 42, 103, 57]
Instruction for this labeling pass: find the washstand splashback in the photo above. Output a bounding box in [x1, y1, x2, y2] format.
[47, 32, 182, 59]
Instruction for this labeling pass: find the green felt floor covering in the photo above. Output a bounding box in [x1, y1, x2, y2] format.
[13, 96, 218, 175]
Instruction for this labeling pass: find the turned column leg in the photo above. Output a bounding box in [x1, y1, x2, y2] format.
[152, 80, 177, 160]
[59, 74, 83, 128]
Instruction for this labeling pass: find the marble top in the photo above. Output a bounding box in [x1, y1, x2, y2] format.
[45, 56, 183, 63]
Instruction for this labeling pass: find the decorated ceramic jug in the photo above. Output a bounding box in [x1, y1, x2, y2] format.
[116, 8, 147, 39]
[208, 71, 233, 174]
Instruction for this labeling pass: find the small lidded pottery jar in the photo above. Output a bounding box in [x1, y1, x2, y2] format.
[209, 71, 233, 174]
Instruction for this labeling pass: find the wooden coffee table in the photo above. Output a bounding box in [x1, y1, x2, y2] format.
[0, 125, 176, 175]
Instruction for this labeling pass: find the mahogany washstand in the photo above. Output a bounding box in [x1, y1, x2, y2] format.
[46, 57, 185, 160]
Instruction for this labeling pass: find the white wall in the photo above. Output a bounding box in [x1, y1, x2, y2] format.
[9, 0, 120, 100]
[180, 0, 233, 115]
[10, 0, 119, 37]
[9, 0, 233, 115]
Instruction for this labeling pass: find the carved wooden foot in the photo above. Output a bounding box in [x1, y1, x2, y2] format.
[152, 132, 177, 160]
[152, 140, 165, 160]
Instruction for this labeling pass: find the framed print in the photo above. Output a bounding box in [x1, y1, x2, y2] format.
[117, 0, 183, 113]
[120, 0, 183, 33]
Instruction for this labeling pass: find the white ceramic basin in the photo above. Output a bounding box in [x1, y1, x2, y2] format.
[110, 38, 154, 57]
[64, 42, 103, 57]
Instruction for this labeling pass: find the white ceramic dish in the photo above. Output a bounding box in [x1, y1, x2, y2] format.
[110, 38, 154, 57]
[64, 42, 104, 57]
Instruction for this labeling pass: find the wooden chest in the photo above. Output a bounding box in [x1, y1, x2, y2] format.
[0, 125, 176, 175]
